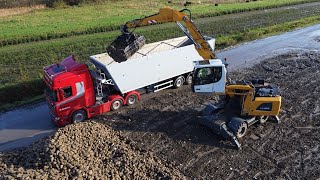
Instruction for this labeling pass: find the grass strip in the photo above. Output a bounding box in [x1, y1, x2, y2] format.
[216, 16, 320, 49]
[0, 95, 44, 113]
[0, 0, 319, 46]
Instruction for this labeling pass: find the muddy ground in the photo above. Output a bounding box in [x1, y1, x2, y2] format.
[1, 50, 320, 179]
[101, 49, 320, 179]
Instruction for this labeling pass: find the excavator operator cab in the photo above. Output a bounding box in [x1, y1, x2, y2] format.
[192, 59, 226, 94]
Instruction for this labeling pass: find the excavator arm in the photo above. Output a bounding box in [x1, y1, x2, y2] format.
[122, 8, 187, 31]
[107, 7, 216, 62]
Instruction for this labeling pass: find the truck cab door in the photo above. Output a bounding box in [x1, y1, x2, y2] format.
[192, 65, 226, 94]
[58, 88, 65, 101]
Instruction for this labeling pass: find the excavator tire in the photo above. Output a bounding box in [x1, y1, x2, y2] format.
[107, 33, 146, 63]
[227, 117, 248, 138]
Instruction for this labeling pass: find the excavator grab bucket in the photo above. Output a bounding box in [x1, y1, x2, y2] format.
[107, 33, 146, 63]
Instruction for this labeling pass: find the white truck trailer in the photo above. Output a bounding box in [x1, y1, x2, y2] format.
[89, 36, 215, 95]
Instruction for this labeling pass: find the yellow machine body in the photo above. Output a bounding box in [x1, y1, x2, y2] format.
[226, 84, 281, 117]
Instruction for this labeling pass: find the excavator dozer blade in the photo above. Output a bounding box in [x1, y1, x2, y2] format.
[107, 33, 146, 63]
[198, 104, 242, 149]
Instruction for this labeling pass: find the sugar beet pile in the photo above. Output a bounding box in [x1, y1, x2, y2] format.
[0, 122, 185, 179]
[1, 50, 320, 179]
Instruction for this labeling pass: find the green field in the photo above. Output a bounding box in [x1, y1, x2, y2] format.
[1, 0, 320, 110]
[1, 2, 320, 86]
[0, 0, 318, 46]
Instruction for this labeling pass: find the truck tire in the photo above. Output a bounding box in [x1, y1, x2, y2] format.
[185, 74, 193, 85]
[174, 76, 184, 88]
[111, 99, 123, 111]
[228, 117, 248, 138]
[126, 94, 138, 106]
[72, 110, 87, 123]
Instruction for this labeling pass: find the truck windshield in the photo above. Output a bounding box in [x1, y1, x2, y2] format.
[51, 64, 65, 73]
[45, 85, 57, 102]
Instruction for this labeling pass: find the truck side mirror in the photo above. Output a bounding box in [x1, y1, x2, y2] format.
[58, 88, 65, 101]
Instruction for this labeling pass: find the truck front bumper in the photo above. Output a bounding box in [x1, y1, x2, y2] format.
[51, 113, 70, 127]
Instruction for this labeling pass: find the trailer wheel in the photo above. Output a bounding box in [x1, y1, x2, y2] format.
[174, 76, 184, 88]
[185, 74, 193, 85]
[111, 99, 123, 111]
[72, 110, 87, 123]
[126, 94, 138, 106]
[228, 117, 248, 138]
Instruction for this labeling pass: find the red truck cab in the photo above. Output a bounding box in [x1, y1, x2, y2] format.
[43, 56, 140, 126]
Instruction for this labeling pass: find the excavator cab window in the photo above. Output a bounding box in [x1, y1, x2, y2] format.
[194, 67, 222, 85]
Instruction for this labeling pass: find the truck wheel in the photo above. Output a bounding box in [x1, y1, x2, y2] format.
[185, 74, 193, 85]
[126, 94, 138, 106]
[111, 99, 123, 111]
[228, 117, 248, 138]
[72, 110, 86, 123]
[174, 76, 184, 88]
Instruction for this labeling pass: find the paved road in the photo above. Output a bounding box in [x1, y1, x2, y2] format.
[0, 102, 55, 151]
[219, 23, 320, 71]
[0, 24, 319, 151]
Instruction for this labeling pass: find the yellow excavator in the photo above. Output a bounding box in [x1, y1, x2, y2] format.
[107, 7, 282, 149]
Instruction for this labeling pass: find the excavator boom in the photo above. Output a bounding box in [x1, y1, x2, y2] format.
[107, 8, 215, 63]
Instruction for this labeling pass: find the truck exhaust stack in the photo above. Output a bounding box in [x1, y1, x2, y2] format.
[106, 33, 146, 63]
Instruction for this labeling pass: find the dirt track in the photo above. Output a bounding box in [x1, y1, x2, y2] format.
[1, 50, 320, 179]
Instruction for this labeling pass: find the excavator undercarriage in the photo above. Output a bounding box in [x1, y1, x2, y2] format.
[197, 80, 281, 149]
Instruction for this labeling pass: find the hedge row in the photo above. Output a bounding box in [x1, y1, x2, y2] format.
[1, 0, 319, 47]
[0, 79, 44, 105]
[0, 25, 119, 47]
